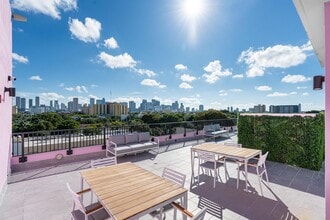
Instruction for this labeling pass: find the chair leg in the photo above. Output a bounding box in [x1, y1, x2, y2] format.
[237, 166, 240, 189]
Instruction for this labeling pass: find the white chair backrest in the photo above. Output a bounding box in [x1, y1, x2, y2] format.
[192, 207, 207, 220]
[197, 151, 216, 162]
[258, 151, 269, 167]
[66, 183, 85, 213]
[162, 167, 186, 187]
[91, 157, 117, 168]
[224, 142, 242, 148]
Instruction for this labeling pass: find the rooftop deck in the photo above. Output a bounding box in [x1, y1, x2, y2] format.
[0, 136, 325, 220]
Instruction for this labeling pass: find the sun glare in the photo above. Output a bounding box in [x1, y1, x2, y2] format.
[181, 0, 205, 21]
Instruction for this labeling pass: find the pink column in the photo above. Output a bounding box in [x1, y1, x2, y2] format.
[325, 2, 330, 220]
[0, 0, 12, 199]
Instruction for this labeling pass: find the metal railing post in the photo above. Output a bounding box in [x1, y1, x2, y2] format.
[102, 127, 106, 149]
[19, 134, 27, 162]
[67, 130, 73, 155]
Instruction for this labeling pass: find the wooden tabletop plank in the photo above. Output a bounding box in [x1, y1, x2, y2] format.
[192, 143, 261, 160]
[114, 188, 187, 220]
[81, 162, 187, 220]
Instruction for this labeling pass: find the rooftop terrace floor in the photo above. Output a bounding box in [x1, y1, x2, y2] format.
[0, 136, 325, 220]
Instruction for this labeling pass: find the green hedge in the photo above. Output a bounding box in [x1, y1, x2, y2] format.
[237, 114, 324, 170]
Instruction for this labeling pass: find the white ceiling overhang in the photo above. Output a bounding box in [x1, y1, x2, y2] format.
[293, 0, 330, 67]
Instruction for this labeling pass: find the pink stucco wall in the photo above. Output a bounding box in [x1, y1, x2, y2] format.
[0, 0, 12, 199]
[325, 2, 330, 219]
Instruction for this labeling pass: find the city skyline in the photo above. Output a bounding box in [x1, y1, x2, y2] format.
[11, 0, 325, 111]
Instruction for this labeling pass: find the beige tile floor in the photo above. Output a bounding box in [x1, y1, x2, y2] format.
[0, 137, 325, 220]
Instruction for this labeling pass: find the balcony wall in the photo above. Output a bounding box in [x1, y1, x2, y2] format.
[0, 0, 12, 205]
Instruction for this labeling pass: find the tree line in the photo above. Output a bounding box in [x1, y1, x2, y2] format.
[12, 109, 234, 133]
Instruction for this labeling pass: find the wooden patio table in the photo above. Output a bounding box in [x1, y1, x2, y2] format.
[191, 143, 261, 190]
[80, 162, 188, 220]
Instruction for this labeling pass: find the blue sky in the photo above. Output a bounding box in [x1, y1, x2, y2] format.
[11, 0, 325, 111]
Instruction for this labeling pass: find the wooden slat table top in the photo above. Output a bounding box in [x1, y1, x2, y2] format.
[192, 143, 261, 159]
[80, 162, 187, 220]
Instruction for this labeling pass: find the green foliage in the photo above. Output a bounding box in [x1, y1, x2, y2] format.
[237, 114, 325, 170]
[82, 124, 102, 136]
[194, 109, 228, 121]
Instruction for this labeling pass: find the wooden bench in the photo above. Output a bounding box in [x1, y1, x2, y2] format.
[106, 132, 159, 158]
[91, 156, 117, 168]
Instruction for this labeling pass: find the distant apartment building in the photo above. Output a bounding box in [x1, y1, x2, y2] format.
[199, 104, 204, 112]
[253, 104, 266, 113]
[128, 101, 136, 112]
[180, 103, 185, 112]
[35, 96, 40, 107]
[20, 98, 26, 111]
[90, 98, 95, 107]
[29, 99, 33, 108]
[269, 104, 301, 113]
[15, 97, 20, 109]
[172, 101, 179, 112]
[72, 98, 79, 112]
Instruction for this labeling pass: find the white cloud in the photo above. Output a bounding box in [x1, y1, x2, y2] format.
[179, 82, 193, 89]
[40, 92, 65, 101]
[11, 0, 77, 19]
[141, 79, 166, 88]
[69, 17, 101, 43]
[181, 74, 196, 82]
[297, 86, 307, 89]
[290, 92, 297, 95]
[133, 68, 156, 77]
[239, 42, 310, 77]
[12, 52, 29, 64]
[175, 64, 187, 71]
[230, 89, 242, 92]
[59, 83, 65, 87]
[255, 86, 272, 91]
[76, 86, 88, 93]
[281, 74, 311, 83]
[203, 60, 232, 84]
[219, 92, 228, 96]
[91, 84, 98, 88]
[98, 52, 137, 69]
[113, 96, 142, 104]
[65, 86, 88, 93]
[29, 75, 42, 81]
[267, 92, 288, 97]
[301, 41, 313, 52]
[104, 37, 119, 49]
[232, 74, 244, 79]
[179, 97, 201, 107]
[302, 92, 309, 96]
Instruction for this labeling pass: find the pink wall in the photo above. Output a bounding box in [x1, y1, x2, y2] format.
[325, 2, 330, 219]
[0, 0, 12, 199]
[11, 145, 103, 164]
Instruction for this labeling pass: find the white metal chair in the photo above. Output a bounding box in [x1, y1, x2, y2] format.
[223, 142, 243, 165]
[66, 183, 112, 220]
[237, 151, 270, 195]
[91, 156, 117, 168]
[152, 168, 187, 219]
[197, 151, 228, 188]
[171, 202, 207, 220]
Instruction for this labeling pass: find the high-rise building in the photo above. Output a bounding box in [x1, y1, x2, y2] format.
[20, 98, 26, 111]
[253, 104, 266, 113]
[90, 98, 95, 107]
[180, 103, 184, 112]
[269, 104, 301, 113]
[15, 97, 21, 109]
[29, 99, 33, 108]
[199, 104, 204, 112]
[35, 96, 40, 107]
[73, 98, 79, 112]
[140, 99, 147, 112]
[54, 100, 59, 110]
[172, 101, 179, 112]
[50, 100, 53, 108]
[128, 101, 136, 112]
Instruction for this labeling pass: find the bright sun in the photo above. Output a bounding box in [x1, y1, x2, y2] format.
[180, 0, 205, 21]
